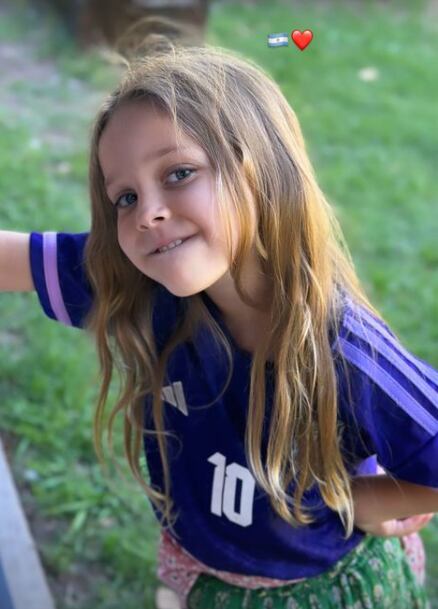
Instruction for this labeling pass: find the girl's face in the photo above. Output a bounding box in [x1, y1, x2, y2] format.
[98, 100, 238, 297]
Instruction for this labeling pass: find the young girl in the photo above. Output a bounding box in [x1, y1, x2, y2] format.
[1, 24, 437, 609]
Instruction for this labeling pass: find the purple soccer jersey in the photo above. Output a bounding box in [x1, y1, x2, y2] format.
[29, 231, 438, 580]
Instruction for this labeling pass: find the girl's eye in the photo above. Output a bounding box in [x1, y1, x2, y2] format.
[167, 167, 195, 184]
[113, 167, 196, 209]
[115, 192, 137, 209]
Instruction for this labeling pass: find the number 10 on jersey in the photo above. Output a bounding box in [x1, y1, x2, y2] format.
[208, 452, 256, 527]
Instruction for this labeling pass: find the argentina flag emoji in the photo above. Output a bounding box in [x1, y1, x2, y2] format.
[267, 32, 289, 47]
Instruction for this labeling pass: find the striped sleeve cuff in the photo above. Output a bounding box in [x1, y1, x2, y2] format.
[29, 231, 92, 329]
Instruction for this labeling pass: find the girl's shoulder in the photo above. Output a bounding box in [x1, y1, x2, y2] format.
[331, 289, 400, 357]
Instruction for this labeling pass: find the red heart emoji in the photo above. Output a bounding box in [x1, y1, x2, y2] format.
[291, 29, 313, 51]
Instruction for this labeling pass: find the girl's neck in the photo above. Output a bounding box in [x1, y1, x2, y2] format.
[223, 312, 273, 361]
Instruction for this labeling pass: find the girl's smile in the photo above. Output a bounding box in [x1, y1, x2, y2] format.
[149, 233, 198, 256]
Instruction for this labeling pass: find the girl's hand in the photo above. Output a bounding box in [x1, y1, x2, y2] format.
[354, 512, 434, 538]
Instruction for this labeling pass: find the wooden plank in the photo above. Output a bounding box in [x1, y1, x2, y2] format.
[0, 556, 15, 609]
[46, 0, 209, 49]
[0, 436, 56, 609]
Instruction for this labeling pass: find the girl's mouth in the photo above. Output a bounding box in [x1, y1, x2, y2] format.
[150, 234, 196, 256]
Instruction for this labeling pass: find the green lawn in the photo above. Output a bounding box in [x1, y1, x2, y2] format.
[0, 1, 437, 607]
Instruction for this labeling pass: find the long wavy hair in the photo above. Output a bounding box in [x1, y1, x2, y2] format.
[82, 18, 396, 541]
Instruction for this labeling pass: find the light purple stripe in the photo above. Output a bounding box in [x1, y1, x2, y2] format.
[338, 337, 438, 435]
[42, 232, 72, 326]
[344, 313, 438, 407]
[352, 306, 438, 386]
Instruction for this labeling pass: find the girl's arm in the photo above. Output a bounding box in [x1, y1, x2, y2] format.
[0, 231, 35, 292]
[352, 474, 438, 528]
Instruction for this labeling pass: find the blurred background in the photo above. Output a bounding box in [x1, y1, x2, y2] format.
[0, 0, 437, 608]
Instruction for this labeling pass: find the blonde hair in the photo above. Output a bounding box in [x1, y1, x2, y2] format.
[83, 20, 396, 541]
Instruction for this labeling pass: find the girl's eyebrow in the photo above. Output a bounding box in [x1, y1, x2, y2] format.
[104, 145, 192, 189]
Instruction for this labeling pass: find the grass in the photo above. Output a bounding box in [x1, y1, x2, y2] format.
[0, 0, 437, 607]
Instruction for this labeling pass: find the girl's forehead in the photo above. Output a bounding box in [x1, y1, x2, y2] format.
[101, 100, 175, 142]
[99, 103, 186, 159]
[97, 100, 210, 179]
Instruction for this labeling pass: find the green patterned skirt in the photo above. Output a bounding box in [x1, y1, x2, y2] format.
[186, 534, 430, 609]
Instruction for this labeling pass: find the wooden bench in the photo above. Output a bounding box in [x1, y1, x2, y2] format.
[44, 0, 210, 50]
[0, 435, 56, 609]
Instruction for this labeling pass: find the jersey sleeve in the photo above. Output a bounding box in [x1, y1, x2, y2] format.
[29, 231, 93, 330]
[333, 298, 438, 488]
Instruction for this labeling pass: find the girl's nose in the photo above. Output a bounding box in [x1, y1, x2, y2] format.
[134, 195, 172, 230]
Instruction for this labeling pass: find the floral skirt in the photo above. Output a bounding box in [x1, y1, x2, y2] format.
[186, 534, 430, 609]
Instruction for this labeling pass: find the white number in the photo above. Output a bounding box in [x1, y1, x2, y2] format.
[208, 452, 255, 527]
